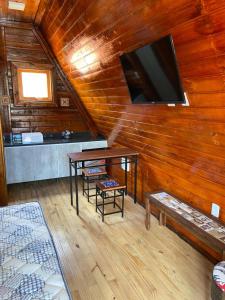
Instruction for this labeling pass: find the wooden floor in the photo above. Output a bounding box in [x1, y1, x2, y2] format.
[8, 178, 213, 300]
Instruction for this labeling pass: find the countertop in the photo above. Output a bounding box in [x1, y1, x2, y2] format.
[4, 133, 106, 147]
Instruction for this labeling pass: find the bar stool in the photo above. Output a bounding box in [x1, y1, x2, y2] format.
[82, 167, 108, 202]
[96, 178, 126, 222]
[212, 261, 225, 300]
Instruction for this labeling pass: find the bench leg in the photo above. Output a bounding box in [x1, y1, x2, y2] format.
[159, 212, 166, 226]
[163, 214, 167, 226]
[159, 211, 163, 226]
[145, 198, 151, 230]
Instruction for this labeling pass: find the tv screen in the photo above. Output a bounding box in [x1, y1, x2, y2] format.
[120, 35, 185, 104]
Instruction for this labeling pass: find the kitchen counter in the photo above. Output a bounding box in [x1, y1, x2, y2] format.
[4, 133, 106, 147]
[4, 133, 108, 184]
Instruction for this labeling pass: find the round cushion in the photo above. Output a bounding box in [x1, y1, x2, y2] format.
[213, 261, 225, 292]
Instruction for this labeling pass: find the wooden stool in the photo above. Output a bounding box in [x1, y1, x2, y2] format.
[96, 178, 126, 222]
[212, 261, 225, 300]
[82, 167, 107, 202]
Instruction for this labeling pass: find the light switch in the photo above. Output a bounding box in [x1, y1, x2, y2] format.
[211, 203, 220, 218]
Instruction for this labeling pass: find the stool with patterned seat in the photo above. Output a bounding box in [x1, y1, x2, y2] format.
[212, 261, 225, 300]
[82, 167, 108, 202]
[96, 178, 126, 222]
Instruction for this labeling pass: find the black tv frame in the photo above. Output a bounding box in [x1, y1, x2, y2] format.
[119, 34, 186, 105]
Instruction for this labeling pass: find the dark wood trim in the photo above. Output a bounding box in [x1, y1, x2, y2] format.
[0, 116, 7, 205]
[32, 26, 98, 137]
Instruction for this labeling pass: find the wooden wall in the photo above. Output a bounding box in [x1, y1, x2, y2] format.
[40, 1, 225, 260]
[0, 23, 89, 134]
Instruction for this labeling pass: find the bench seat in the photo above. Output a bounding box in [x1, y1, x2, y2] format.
[145, 191, 225, 259]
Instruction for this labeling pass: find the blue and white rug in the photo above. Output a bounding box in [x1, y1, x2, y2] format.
[0, 202, 71, 300]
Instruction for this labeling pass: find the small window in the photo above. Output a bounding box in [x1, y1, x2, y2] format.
[17, 68, 53, 102]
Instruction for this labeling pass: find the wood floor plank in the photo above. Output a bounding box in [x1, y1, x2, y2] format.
[8, 178, 212, 300]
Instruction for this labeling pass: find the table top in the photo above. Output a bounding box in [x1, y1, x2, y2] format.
[68, 147, 139, 162]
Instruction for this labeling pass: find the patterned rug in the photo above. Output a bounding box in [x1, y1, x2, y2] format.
[0, 202, 71, 300]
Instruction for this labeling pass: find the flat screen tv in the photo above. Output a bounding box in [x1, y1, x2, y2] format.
[120, 35, 185, 104]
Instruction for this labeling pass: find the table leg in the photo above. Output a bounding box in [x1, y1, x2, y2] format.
[145, 198, 151, 230]
[122, 190, 125, 218]
[125, 156, 128, 195]
[134, 156, 138, 203]
[74, 161, 79, 215]
[69, 158, 73, 206]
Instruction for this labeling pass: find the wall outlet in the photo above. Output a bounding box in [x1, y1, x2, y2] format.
[121, 157, 130, 171]
[211, 203, 220, 218]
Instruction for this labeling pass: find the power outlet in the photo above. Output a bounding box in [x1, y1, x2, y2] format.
[211, 203, 220, 218]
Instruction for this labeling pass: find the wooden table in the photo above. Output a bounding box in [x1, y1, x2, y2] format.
[68, 147, 139, 215]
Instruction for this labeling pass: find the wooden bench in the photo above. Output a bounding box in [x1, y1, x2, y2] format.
[145, 191, 225, 259]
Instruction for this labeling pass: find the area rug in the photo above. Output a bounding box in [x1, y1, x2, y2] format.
[0, 202, 71, 299]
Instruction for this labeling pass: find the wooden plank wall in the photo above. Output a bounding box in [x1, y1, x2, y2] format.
[0, 23, 89, 133]
[41, 0, 225, 260]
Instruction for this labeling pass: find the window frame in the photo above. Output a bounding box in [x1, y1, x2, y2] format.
[17, 68, 53, 103]
[11, 62, 56, 107]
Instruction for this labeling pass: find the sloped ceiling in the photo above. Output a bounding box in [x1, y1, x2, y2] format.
[39, 0, 225, 260]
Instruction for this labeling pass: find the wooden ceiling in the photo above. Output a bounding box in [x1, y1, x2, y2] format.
[0, 0, 49, 23]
